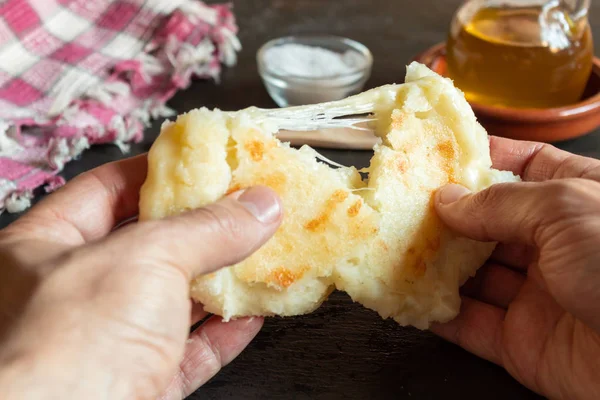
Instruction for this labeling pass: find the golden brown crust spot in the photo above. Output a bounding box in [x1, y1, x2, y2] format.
[226, 184, 243, 196]
[397, 156, 408, 173]
[255, 171, 287, 193]
[267, 266, 309, 289]
[435, 140, 458, 183]
[305, 217, 326, 232]
[305, 190, 349, 233]
[330, 190, 349, 203]
[347, 199, 362, 217]
[407, 230, 441, 278]
[401, 197, 444, 280]
[435, 140, 454, 159]
[245, 140, 265, 162]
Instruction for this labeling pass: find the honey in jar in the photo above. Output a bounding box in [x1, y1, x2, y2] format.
[446, 1, 594, 109]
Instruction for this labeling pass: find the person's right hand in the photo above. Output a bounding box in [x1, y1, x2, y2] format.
[433, 136, 600, 400]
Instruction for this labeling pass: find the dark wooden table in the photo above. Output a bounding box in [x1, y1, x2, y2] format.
[3, 1, 600, 398]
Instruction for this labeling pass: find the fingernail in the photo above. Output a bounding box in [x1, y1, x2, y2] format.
[237, 186, 282, 224]
[438, 184, 471, 205]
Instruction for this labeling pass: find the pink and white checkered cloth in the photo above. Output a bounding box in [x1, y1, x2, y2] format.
[0, 0, 240, 214]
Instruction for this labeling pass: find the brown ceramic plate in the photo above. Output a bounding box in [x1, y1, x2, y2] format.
[413, 43, 600, 143]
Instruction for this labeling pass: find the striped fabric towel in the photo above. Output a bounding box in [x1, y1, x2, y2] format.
[0, 0, 240, 214]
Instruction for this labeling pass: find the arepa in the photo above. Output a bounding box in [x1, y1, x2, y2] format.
[139, 62, 519, 329]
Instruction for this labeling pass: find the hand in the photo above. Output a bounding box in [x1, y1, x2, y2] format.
[0, 155, 282, 399]
[433, 137, 600, 400]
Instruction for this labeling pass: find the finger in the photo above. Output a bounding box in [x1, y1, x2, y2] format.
[489, 136, 600, 182]
[461, 263, 525, 309]
[489, 136, 545, 177]
[489, 243, 536, 271]
[431, 297, 505, 366]
[112, 185, 283, 280]
[159, 316, 264, 400]
[7, 155, 148, 244]
[434, 179, 600, 246]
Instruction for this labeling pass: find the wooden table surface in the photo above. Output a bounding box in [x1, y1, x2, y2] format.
[3, 1, 600, 399]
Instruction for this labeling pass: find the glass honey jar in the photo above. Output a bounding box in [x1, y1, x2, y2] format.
[446, 0, 594, 109]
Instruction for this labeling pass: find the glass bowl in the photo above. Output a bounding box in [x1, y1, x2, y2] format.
[257, 35, 373, 107]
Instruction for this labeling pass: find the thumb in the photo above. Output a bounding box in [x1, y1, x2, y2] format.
[433, 180, 588, 247]
[116, 185, 283, 280]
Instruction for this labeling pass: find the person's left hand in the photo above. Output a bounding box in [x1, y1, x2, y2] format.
[0, 155, 283, 399]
